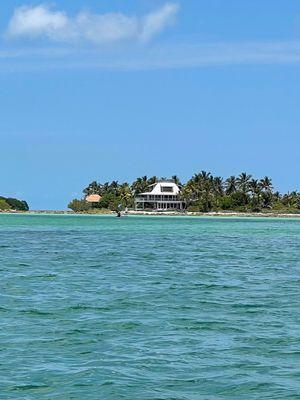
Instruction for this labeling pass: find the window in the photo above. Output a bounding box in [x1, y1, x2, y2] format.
[161, 186, 173, 193]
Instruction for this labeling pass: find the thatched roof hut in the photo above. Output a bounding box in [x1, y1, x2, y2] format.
[85, 194, 101, 203]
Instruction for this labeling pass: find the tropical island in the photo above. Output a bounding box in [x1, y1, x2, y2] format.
[0, 196, 29, 212]
[68, 172, 300, 215]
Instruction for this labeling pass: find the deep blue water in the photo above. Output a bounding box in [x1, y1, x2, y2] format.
[1, 214, 300, 399]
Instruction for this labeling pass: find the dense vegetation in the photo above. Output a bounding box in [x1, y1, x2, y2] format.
[68, 172, 300, 213]
[0, 196, 29, 211]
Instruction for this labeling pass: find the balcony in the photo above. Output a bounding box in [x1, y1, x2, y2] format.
[135, 195, 181, 202]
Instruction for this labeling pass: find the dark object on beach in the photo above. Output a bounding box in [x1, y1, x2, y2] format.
[116, 203, 124, 217]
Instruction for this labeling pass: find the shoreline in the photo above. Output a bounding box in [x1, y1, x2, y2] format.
[128, 211, 300, 218]
[1, 210, 300, 218]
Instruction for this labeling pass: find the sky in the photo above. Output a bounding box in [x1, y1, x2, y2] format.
[0, 0, 300, 210]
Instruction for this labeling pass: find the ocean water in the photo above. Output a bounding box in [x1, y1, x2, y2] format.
[1, 214, 300, 400]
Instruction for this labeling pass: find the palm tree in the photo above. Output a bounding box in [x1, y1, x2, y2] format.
[237, 172, 252, 206]
[102, 182, 110, 194]
[172, 175, 181, 186]
[131, 176, 149, 194]
[225, 176, 237, 195]
[199, 170, 211, 182]
[191, 171, 213, 211]
[83, 181, 101, 195]
[250, 178, 259, 192]
[213, 176, 224, 197]
[180, 184, 193, 207]
[273, 191, 281, 202]
[250, 179, 262, 209]
[147, 176, 157, 185]
[109, 180, 119, 196]
[259, 176, 273, 193]
[282, 191, 299, 209]
[259, 176, 273, 208]
[119, 183, 133, 207]
[237, 172, 252, 190]
[182, 179, 197, 203]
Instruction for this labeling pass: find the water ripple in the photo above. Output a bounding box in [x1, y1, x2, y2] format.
[0, 214, 300, 399]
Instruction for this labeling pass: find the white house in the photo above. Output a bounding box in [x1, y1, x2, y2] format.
[135, 180, 185, 211]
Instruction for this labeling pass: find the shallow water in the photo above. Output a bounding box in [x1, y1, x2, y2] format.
[1, 214, 300, 399]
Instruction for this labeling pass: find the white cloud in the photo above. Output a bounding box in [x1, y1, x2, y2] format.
[6, 5, 69, 40]
[140, 3, 179, 42]
[5, 3, 179, 45]
[74, 12, 139, 45]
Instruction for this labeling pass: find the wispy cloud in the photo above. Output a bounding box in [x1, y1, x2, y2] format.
[5, 3, 179, 45]
[149, 41, 300, 68]
[1, 41, 300, 72]
[2, 4, 300, 72]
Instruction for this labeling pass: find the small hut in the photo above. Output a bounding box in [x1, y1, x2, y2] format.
[85, 194, 101, 204]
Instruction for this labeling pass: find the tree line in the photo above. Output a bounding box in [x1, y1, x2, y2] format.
[68, 172, 300, 213]
[0, 196, 29, 211]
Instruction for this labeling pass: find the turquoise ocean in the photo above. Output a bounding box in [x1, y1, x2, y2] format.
[1, 214, 300, 399]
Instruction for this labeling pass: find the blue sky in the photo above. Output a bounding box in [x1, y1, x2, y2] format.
[0, 0, 300, 209]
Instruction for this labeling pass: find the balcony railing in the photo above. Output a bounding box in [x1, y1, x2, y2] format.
[135, 195, 181, 202]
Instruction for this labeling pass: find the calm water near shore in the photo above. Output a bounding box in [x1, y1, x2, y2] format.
[1, 214, 300, 399]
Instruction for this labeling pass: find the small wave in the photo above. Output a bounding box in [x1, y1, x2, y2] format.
[11, 384, 49, 391]
[19, 309, 53, 316]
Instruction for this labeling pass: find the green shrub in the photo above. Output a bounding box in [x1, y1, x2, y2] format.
[98, 193, 125, 211]
[216, 196, 233, 210]
[5, 198, 29, 211]
[187, 205, 201, 212]
[68, 199, 91, 212]
[0, 199, 11, 211]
